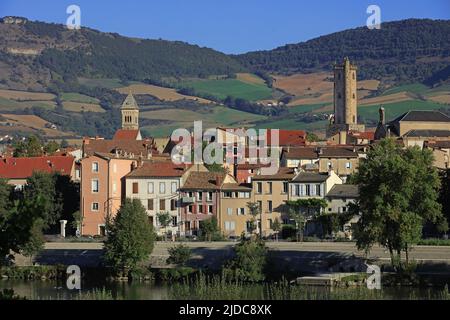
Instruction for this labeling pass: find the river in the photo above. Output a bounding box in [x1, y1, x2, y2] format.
[1, 279, 449, 300]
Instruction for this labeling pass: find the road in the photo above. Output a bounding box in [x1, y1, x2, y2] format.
[41, 241, 450, 263]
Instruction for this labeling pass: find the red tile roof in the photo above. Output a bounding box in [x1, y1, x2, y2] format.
[349, 131, 375, 140]
[126, 162, 192, 178]
[180, 171, 227, 190]
[83, 138, 156, 157]
[0, 156, 75, 179]
[113, 129, 140, 140]
[266, 129, 307, 146]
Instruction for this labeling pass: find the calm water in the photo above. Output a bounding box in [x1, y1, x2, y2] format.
[1, 279, 449, 300]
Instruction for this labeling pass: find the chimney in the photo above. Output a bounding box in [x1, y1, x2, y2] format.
[379, 106, 385, 125]
[215, 176, 221, 187]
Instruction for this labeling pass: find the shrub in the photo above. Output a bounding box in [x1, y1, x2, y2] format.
[167, 244, 192, 266]
[223, 238, 268, 282]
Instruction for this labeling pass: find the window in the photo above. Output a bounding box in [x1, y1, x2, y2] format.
[223, 192, 232, 198]
[208, 205, 213, 214]
[267, 182, 272, 194]
[160, 199, 165, 211]
[171, 182, 177, 193]
[268, 201, 273, 213]
[316, 184, 321, 196]
[188, 205, 193, 214]
[170, 199, 176, 211]
[91, 202, 99, 211]
[268, 219, 273, 229]
[148, 182, 154, 194]
[198, 205, 204, 214]
[91, 179, 99, 193]
[352, 93, 356, 99]
[159, 182, 166, 194]
[225, 221, 235, 231]
[198, 192, 203, 201]
[172, 216, 178, 227]
[207, 192, 213, 201]
[238, 208, 245, 215]
[283, 182, 289, 194]
[132, 182, 139, 194]
[306, 184, 311, 196]
[257, 182, 262, 194]
[258, 201, 262, 212]
[147, 199, 154, 210]
[112, 182, 117, 194]
[294, 184, 300, 196]
[352, 72, 355, 80]
[92, 162, 99, 173]
[227, 208, 233, 216]
[188, 191, 194, 198]
[346, 162, 352, 169]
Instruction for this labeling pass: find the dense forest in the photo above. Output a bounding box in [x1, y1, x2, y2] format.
[236, 19, 450, 82]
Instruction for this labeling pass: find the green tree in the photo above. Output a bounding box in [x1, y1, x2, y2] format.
[24, 172, 62, 228]
[351, 138, 447, 271]
[199, 217, 219, 241]
[156, 212, 172, 241]
[246, 202, 261, 237]
[272, 218, 282, 241]
[43, 141, 60, 155]
[223, 238, 268, 282]
[13, 135, 43, 157]
[104, 199, 155, 276]
[286, 198, 328, 241]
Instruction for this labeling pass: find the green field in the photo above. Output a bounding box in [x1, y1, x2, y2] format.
[78, 77, 127, 89]
[61, 92, 99, 103]
[181, 79, 273, 101]
[382, 83, 429, 96]
[358, 99, 448, 121]
[141, 105, 267, 137]
[288, 103, 330, 114]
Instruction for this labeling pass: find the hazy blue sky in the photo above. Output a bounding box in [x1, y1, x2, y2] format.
[1, 0, 449, 53]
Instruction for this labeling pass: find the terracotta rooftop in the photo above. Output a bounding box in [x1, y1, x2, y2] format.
[126, 162, 192, 178]
[180, 171, 227, 190]
[221, 183, 252, 191]
[266, 129, 307, 146]
[113, 129, 141, 141]
[319, 147, 359, 158]
[252, 167, 296, 181]
[283, 147, 318, 160]
[0, 156, 75, 179]
[83, 138, 155, 157]
[348, 131, 375, 140]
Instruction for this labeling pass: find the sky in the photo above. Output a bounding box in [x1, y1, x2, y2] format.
[1, 0, 449, 54]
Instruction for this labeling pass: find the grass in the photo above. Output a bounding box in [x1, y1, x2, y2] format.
[417, 238, 450, 246]
[181, 79, 273, 101]
[60, 92, 99, 104]
[358, 99, 448, 121]
[78, 77, 125, 89]
[288, 103, 330, 114]
[382, 83, 430, 96]
[168, 274, 450, 300]
[140, 105, 267, 137]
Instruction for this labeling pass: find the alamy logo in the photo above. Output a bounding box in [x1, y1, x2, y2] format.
[66, 5, 81, 30]
[366, 264, 381, 290]
[366, 5, 381, 30]
[66, 265, 81, 290]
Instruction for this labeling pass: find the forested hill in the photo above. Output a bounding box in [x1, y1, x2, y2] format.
[236, 19, 450, 82]
[0, 17, 244, 91]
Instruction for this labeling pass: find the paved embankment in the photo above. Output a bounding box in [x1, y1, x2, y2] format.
[13, 242, 450, 272]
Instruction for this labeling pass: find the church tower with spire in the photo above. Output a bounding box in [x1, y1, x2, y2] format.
[121, 93, 139, 130]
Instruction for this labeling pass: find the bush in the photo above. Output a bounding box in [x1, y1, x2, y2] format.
[0, 265, 63, 280]
[281, 224, 296, 239]
[156, 267, 197, 282]
[167, 244, 192, 266]
[223, 238, 268, 282]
